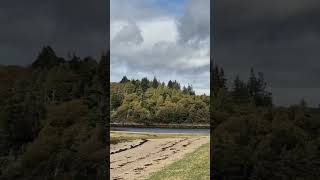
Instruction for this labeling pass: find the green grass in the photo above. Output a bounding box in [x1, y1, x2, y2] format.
[110, 131, 207, 144]
[145, 143, 210, 180]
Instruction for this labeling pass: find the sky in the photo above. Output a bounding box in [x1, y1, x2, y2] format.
[2, 0, 319, 105]
[213, 0, 320, 107]
[0, 0, 108, 65]
[110, 0, 210, 95]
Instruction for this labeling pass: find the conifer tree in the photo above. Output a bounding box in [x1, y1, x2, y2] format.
[167, 80, 173, 89]
[120, 76, 130, 83]
[232, 75, 250, 104]
[152, 77, 159, 88]
[141, 77, 150, 92]
[210, 64, 227, 96]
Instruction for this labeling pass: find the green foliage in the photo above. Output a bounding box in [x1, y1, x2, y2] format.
[212, 107, 320, 179]
[232, 75, 251, 105]
[152, 77, 159, 88]
[212, 64, 227, 97]
[0, 48, 107, 179]
[211, 65, 320, 180]
[111, 77, 209, 125]
[31, 46, 65, 69]
[110, 93, 124, 111]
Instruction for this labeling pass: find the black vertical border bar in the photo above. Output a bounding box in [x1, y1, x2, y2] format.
[106, 0, 111, 178]
[210, 0, 214, 178]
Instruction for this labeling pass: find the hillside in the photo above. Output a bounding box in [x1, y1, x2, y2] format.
[211, 64, 320, 179]
[0, 46, 108, 179]
[111, 77, 210, 125]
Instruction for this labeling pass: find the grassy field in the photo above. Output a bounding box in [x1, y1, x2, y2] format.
[110, 131, 207, 144]
[145, 143, 210, 180]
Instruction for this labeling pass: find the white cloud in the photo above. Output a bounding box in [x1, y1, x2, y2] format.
[110, 0, 210, 94]
[112, 21, 143, 45]
[138, 17, 178, 47]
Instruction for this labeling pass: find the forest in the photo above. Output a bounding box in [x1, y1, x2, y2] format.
[211, 64, 320, 179]
[111, 76, 210, 125]
[0, 46, 108, 179]
[1, 45, 319, 179]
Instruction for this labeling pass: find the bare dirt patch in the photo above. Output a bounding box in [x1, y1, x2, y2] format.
[110, 136, 209, 180]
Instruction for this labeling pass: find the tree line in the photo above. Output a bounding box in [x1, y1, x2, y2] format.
[212, 64, 272, 108]
[1, 46, 319, 179]
[211, 64, 320, 179]
[111, 76, 209, 125]
[0, 46, 108, 179]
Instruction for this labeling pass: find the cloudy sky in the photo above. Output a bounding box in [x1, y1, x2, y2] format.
[213, 0, 320, 107]
[3, 0, 319, 106]
[110, 0, 210, 95]
[0, 0, 108, 65]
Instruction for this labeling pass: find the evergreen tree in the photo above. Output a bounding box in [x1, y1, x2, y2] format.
[31, 46, 65, 69]
[152, 77, 159, 88]
[187, 84, 195, 95]
[167, 80, 174, 89]
[182, 86, 188, 94]
[140, 77, 150, 92]
[172, 80, 180, 90]
[247, 68, 272, 106]
[120, 76, 130, 83]
[212, 64, 224, 96]
[232, 75, 250, 104]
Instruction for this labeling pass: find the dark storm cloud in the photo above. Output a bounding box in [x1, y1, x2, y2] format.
[0, 0, 108, 65]
[213, 0, 320, 106]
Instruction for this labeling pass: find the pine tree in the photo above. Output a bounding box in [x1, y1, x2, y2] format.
[232, 75, 250, 104]
[140, 77, 150, 92]
[167, 80, 174, 89]
[120, 76, 130, 83]
[152, 77, 159, 88]
[32, 46, 66, 69]
[247, 68, 272, 106]
[187, 84, 195, 95]
[211, 63, 227, 96]
[182, 86, 188, 94]
[172, 80, 181, 90]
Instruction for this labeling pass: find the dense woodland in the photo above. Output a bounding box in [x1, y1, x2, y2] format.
[211, 64, 320, 179]
[0, 46, 108, 180]
[1, 46, 320, 179]
[111, 76, 210, 125]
